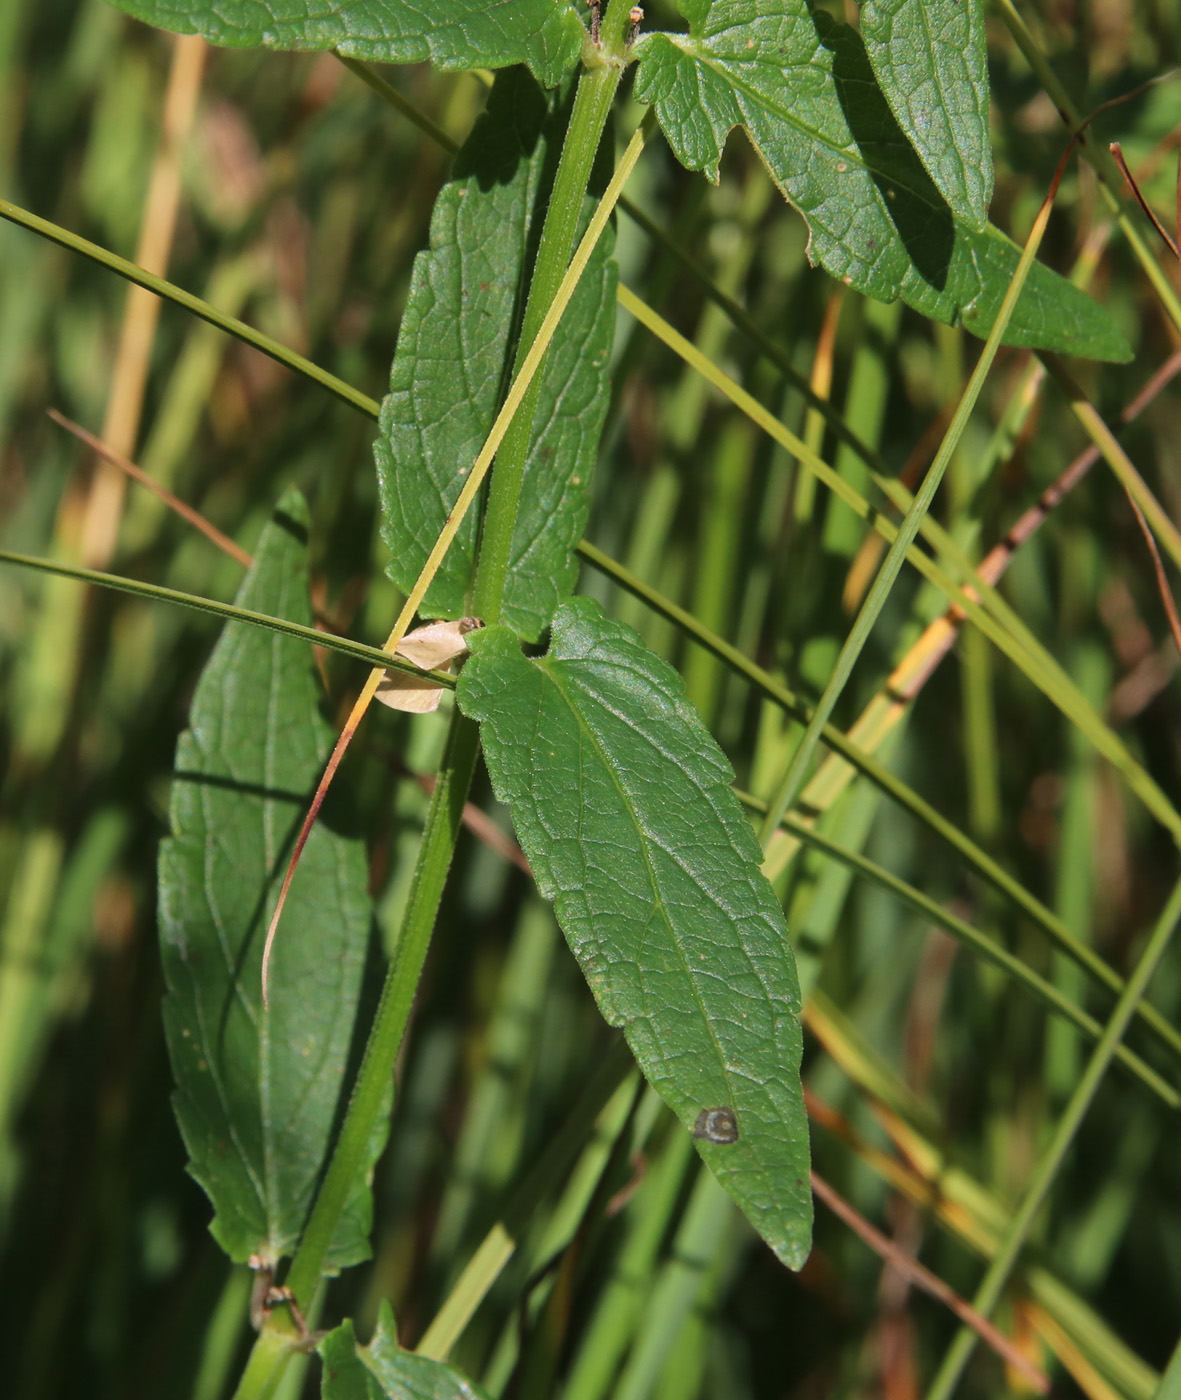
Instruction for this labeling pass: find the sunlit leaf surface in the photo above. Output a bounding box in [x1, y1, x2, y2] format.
[633, 0, 1129, 359]
[458, 598, 812, 1268]
[108, 0, 584, 86]
[375, 69, 616, 642]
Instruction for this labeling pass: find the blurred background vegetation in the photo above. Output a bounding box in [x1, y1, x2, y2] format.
[2, 0, 1181, 1396]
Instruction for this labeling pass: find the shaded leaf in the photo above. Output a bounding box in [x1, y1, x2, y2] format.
[108, 0, 584, 88]
[320, 1307, 490, 1399]
[861, 0, 992, 230]
[159, 491, 383, 1270]
[633, 0, 1129, 359]
[375, 68, 616, 643]
[457, 598, 812, 1268]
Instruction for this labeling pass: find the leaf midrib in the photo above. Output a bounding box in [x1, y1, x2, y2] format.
[542, 654, 762, 1125]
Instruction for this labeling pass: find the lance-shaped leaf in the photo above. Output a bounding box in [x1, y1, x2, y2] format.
[375, 68, 617, 643]
[320, 1307, 490, 1399]
[861, 0, 992, 231]
[457, 598, 812, 1268]
[158, 491, 383, 1270]
[632, 0, 1129, 360]
[107, 0, 584, 89]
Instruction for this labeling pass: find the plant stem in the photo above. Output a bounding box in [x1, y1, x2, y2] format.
[472, 0, 630, 623]
[283, 713, 481, 1306]
[232, 713, 480, 1400]
[235, 27, 644, 1387]
[230, 1327, 293, 1400]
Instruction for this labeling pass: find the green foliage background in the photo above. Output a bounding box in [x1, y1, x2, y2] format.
[1, 0, 1181, 1396]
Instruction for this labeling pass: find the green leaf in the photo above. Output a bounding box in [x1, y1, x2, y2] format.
[457, 598, 812, 1269]
[321, 1320, 384, 1400]
[107, 0, 584, 88]
[320, 1307, 490, 1399]
[860, 0, 992, 230]
[159, 491, 384, 1271]
[633, 1, 1130, 360]
[375, 69, 617, 642]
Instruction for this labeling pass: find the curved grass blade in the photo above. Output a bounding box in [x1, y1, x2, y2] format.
[457, 598, 812, 1269]
[751, 804, 1179, 1110]
[0, 544, 444, 680]
[159, 491, 384, 1270]
[0, 198, 379, 418]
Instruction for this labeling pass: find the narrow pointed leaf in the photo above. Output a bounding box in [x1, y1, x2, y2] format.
[375, 69, 616, 642]
[320, 1309, 490, 1399]
[159, 492, 384, 1271]
[457, 598, 812, 1268]
[861, 0, 992, 230]
[633, 1, 1129, 360]
[107, 0, 584, 88]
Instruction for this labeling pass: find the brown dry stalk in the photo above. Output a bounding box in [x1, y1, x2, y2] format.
[1110, 141, 1181, 262]
[810, 1170, 1049, 1393]
[1123, 489, 1181, 663]
[49, 409, 252, 567]
[80, 33, 206, 570]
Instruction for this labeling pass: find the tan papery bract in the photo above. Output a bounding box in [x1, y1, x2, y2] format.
[374, 617, 483, 713]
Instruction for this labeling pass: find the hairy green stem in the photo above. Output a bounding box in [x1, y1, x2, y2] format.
[282, 713, 481, 1305]
[472, 0, 631, 622]
[232, 713, 480, 1400]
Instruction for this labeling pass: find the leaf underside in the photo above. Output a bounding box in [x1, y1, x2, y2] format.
[108, 0, 584, 87]
[633, 0, 1130, 360]
[159, 491, 384, 1270]
[458, 598, 812, 1269]
[375, 68, 616, 642]
[320, 1307, 490, 1399]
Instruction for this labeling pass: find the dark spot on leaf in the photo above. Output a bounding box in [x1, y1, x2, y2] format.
[693, 1105, 739, 1144]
